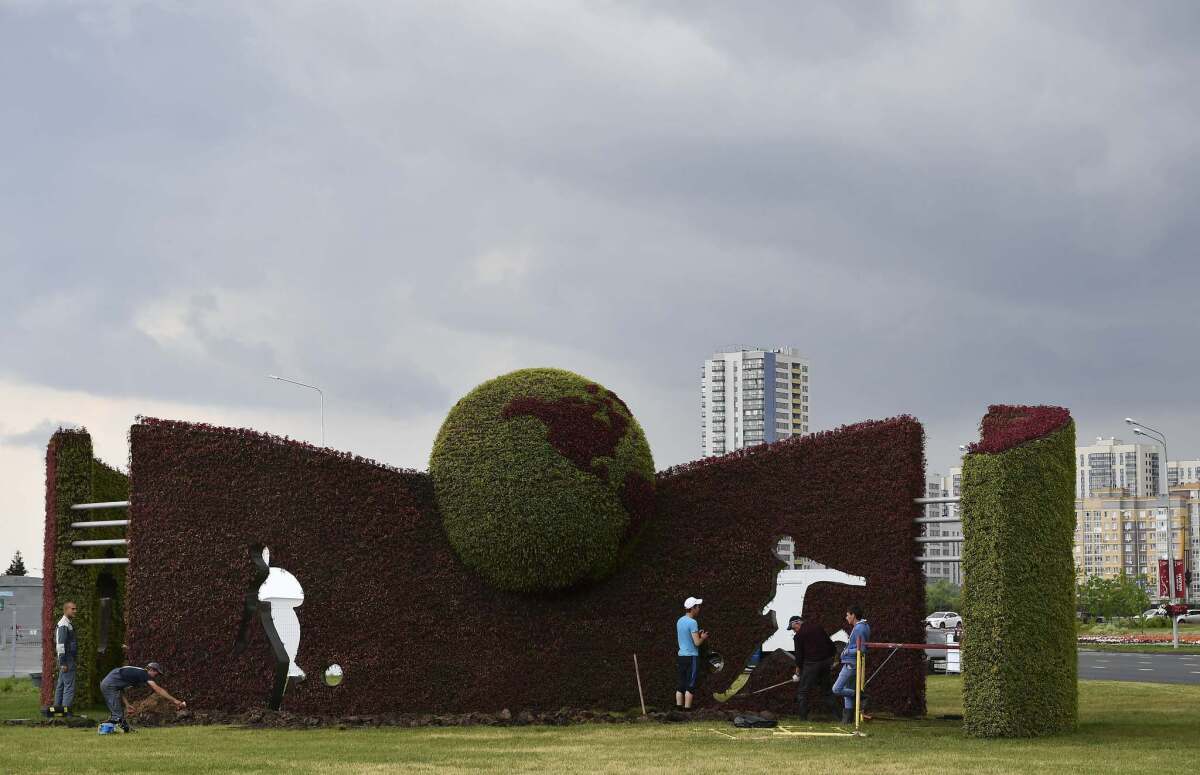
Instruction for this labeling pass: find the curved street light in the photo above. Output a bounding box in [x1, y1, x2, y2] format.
[268, 375, 325, 447]
[1123, 419, 1180, 647]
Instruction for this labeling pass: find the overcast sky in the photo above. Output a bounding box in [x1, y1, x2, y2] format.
[4, 1, 1200, 573]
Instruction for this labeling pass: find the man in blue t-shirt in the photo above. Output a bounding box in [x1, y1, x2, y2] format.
[99, 662, 187, 733]
[675, 596, 709, 711]
[832, 604, 871, 724]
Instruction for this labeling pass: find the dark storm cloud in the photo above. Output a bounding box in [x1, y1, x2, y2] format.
[2, 1, 1199, 473]
[0, 420, 81, 448]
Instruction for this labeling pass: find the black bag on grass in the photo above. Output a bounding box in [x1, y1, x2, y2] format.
[732, 713, 776, 729]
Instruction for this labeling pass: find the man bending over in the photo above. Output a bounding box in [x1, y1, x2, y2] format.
[99, 662, 186, 733]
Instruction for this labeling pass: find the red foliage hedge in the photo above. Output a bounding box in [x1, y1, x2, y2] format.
[969, 405, 1072, 455]
[500, 392, 629, 479]
[39, 434, 60, 708]
[125, 415, 926, 716]
[501, 389, 654, 546]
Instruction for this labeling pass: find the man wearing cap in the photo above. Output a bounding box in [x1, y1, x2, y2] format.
[675, 596, 708, 711]
[789, 612, 838, 720]
[99, 662, 186, 733]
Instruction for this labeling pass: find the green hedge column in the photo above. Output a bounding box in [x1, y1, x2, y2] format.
[42, 430, 130, 708]
[961, 407, 1077, 737]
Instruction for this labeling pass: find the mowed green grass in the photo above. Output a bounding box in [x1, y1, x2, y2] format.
[2, 676, 1199, 774]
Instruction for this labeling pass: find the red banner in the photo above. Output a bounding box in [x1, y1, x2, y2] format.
[1157, 559, 1187, 598]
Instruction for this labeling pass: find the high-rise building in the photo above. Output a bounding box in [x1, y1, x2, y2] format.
[1075, 438, 1161, 498]
[772, 537, 827, 572]
[1073, 487, 1191, 595]
[921, 468, 963, 585]
[1168, 460, 1200, 487]
[700, 346, 809, 457]
[1184, 483, 1200, 600]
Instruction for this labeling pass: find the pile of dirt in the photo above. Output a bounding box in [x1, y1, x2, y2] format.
[125, 694, 182, 726]
[130, 703, 770, 729]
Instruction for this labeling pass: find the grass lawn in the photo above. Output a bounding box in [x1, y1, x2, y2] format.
[2, 676, 1200, 774]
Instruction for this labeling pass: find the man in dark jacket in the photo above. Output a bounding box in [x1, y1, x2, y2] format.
[99, 663, 186, 733]
[50, 601, 78, 715]
[789, 612, 838, 720]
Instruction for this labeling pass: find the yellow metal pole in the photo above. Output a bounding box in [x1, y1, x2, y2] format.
[855, 648, 862, 731]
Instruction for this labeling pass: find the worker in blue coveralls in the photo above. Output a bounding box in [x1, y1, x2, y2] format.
[46, 601, 78, 717]
[100, 663, 186, 733]
[832, 604, 870, 724]
[675, 596, 709, 711]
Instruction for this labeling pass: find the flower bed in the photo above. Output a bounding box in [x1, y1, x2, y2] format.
[1077, 634, 1200, 645]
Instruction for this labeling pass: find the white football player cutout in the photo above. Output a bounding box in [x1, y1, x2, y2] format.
[256, 547, 305, 680]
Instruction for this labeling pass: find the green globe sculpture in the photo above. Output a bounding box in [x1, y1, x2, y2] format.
[430, 368, 656, 593]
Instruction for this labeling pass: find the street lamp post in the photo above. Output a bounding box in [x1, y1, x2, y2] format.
[1127, 418, 1182, 649]
[269, 375, 325, 447]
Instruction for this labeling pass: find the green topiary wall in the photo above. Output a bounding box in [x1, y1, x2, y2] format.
[41, 430, 130, 708]
[429, 368, 655, 593]
[961, 406, 1076, 737]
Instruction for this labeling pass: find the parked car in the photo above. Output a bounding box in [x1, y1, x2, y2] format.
[1141, 608, 1167, 620]
[925, 628, 964, 674]
[1178, 609, 1200, 625]
[924, 611, 962, 629]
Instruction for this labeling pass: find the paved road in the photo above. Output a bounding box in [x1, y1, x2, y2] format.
[1079, 649, 1200, 684]
[0, 642, 43, 677]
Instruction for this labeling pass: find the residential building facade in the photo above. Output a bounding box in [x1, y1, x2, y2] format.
[1075, 438, 1161, 499]
[1168, 460, 1200, 487]
[1073, 488, 1191, 598]
[1189, 485, 1200, 600]
[700, 346, 809, 457]
[921, 468, 963, 586]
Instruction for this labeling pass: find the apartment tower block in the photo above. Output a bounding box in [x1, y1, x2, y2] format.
[701, 346, 809, 457]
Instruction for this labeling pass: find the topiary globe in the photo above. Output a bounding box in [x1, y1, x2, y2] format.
[429, 368, 656, 593]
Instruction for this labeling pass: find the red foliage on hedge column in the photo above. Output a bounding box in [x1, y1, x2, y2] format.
[39, 435, 59, 708]
[969, 405, 1072, 455]
[125, 414, 925, 717]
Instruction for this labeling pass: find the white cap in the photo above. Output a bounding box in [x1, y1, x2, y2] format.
[684, 596, 703, 609]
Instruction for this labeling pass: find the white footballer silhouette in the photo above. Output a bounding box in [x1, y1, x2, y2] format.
[256, 547, 305, 680]
[760, 567, 866, 654]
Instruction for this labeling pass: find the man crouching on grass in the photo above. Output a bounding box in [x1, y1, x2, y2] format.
[99, 662, 186, 733]
[675, 596, 708, 711]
